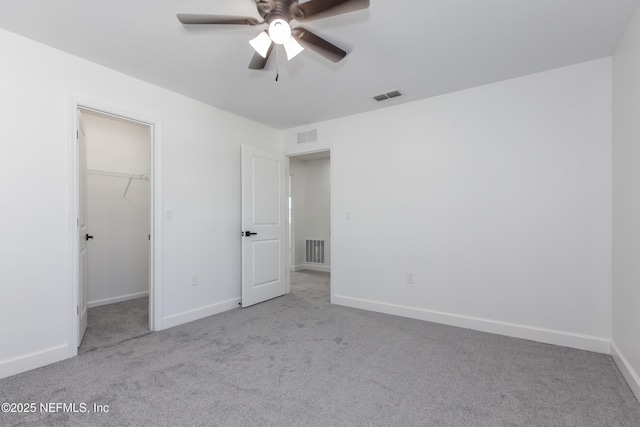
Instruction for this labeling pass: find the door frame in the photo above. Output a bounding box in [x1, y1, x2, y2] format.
[67, 96, 164, 354]
[284, 147, 332, 299]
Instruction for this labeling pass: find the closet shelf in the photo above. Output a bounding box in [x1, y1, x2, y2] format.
[86, 169, 149, 198]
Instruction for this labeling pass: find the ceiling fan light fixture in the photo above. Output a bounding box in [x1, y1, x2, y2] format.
[268, 18, 292, 45]
[249, 31, 272, 58]
[178, 0, 370, 70]
[283, 37, 304, 60]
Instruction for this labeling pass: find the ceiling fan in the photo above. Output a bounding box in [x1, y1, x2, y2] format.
[177, 0, 370, 70]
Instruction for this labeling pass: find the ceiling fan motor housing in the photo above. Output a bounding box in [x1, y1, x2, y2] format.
[256, 0, 304, 23]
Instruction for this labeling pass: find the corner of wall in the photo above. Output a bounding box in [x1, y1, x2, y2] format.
[611, 341, 640, 402]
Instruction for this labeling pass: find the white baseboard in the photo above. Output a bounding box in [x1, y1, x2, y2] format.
[161, 297, 241, 330]
[88, 291, 149, 308]
[293, 264, 331, 273]
[611, 341, 640, 402]
[332, 294, 611, 354]
[0, 344, 72, 380]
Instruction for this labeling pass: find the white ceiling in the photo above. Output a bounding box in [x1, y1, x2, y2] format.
[1, 0, 638, 130]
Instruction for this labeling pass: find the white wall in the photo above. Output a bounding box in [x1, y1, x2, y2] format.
[612, 5, 640, 401]
[303, 158, 331, 270]
[289, 158, 307, 268]
[0, 28, 279, 379]
[289, 157, 331, 271]
[283, 58, 613, 353]
[84, 111, 150, 307]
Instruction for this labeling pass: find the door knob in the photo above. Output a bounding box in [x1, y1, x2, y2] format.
[85, 234, 94, 241]
[244, 231, 258, 237]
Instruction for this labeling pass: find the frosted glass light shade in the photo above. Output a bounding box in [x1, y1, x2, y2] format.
[249, 31, 272, 58]
[268, 19, 291, 45]
[283, 37, 304, 60]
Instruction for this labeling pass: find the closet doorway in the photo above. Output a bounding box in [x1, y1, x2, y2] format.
[77, 107, 152, 350]
[288, 150, 331, 274]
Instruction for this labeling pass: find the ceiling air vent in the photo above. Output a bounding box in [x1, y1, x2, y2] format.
[297, 129, 318, 143]
[373, 90, 402, 102]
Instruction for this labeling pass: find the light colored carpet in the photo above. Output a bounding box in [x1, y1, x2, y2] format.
[80, 297, 150, 354]
[1, 270, 639, 426]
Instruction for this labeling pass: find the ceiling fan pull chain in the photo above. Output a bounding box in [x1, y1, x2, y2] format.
[275, 46, 280, 82]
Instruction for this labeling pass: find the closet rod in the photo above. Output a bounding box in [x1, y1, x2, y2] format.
[86, 168, 149, 180]
[86, 169, 149, 197]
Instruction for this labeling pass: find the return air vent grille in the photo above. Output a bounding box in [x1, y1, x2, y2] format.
[297, 129, 318, 144]
[373, 90, 402, 102]
[306, 239, 325, 264]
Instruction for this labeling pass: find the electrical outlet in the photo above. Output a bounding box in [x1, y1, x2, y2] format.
[191, 273, 199, 286]
[406, 271, 414, 284]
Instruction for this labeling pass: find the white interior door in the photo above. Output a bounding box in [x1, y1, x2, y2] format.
[78, 113, 89, 345]
[241, 145, 288, 307]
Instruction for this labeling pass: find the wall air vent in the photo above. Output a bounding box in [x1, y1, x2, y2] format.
[297, 129, 318, 144]
[306, 239, 325, 264]
[373, 90, 403, 102]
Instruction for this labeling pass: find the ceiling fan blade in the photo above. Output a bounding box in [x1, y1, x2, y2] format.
[292, 28, 346, 63]
[177, 14, 260, 25]
[249, 44, 274, 69]
[293, 0, 369, 22]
